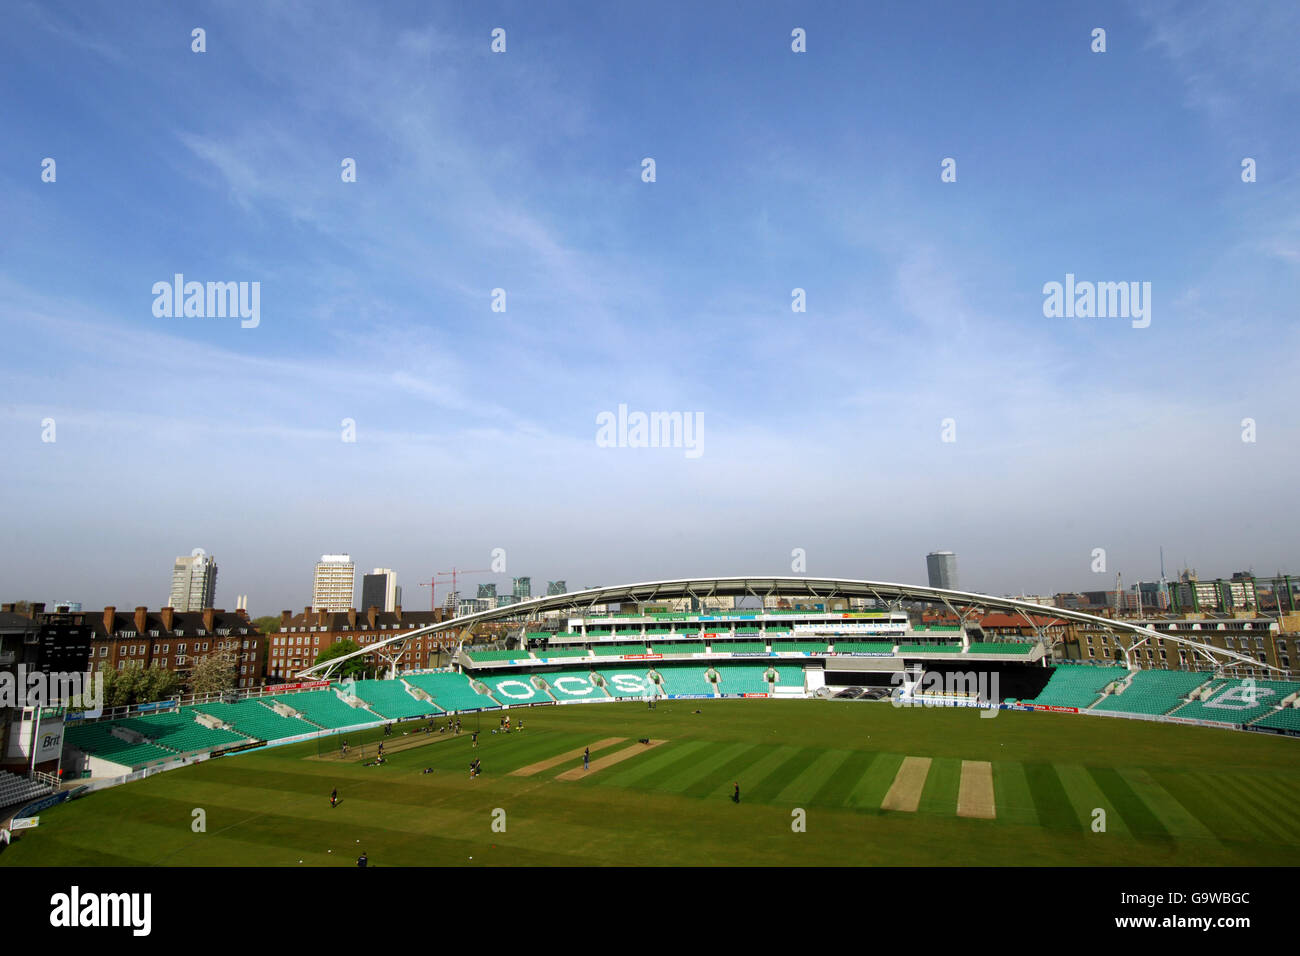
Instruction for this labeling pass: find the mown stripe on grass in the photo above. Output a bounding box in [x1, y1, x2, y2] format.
[621, 740, 724, 791]
[1202, 772, 1300, 845]
[1085, 766, 1170, 841]
[703, 745, 801, 799]
[598, 740, 707, 788]
[658, 741, 756, 793]
[809, 749, 878, 808]
[467, 732, 601, 773]
[1187, 772, 1296, 844]
[1240, 773, 1300, 830]
[773, 748, 851, 805]
[991, 761, 1037, 827]
[1053, 764, 1126, 837]
[917, 757, 962, 816]
[846, 752, 905, 811]
[506, 735, 625, 776]
[1149, 770, 1268, 845]
[679, 743, 767, 798]
[1118, 768, 1219, 844]
[746, 747, 824, 802]
[1022, 761, 1081, 831]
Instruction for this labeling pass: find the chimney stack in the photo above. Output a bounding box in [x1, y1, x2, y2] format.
[348, 607, 357, 629]
[103, 606, 117, 635]
[280, 610, 292, 627]
[394, 604, 402, 623]
[366, 605, 377, 629]
[203, 608, 216, 633]
[134, 606, 148, 635]
[161, 607, 175, 631]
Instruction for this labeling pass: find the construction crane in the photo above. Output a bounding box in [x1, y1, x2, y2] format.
[419, 566, 494, 613]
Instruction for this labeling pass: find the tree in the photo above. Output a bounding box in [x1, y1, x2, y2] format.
[98, 663, 183, 707]
[252, 615, 281, 635]
[188, 650, 239, 697]
[140, 665, 183, 703]
[313, 639, 367, 679]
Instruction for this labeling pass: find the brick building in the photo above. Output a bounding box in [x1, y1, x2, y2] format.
[0, 603, 266, 689]
[268, 606, 452, 680]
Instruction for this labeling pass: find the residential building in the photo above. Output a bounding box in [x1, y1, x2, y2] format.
[313, 554, 355, 612]
[169, 548, 218, 611]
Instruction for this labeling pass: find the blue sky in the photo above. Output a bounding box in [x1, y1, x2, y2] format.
[2, 0, 1297, 611]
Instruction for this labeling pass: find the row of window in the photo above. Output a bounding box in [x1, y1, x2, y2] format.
[280, 622, 425, 633]
[1087, 635, 1269, 650]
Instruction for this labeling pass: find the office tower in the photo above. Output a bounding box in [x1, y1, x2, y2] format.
[361, 568, 398, 612]
[512, 577, 531, 600]
[169, 548, 218, 611]
[547, 580, 567, 595]
[478, 583, 497, 600]
[313, 554, 355, 611]
[926, 551, 958, 590]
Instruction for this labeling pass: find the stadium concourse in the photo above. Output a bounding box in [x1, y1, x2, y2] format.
[56, 603, 1300, 782]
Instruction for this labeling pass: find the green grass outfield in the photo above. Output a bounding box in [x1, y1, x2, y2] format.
[5, 699, 1299, 866]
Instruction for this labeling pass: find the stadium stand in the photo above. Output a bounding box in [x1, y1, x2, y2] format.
[1090, 669, 1212, 716]
[966, 642, 1034, 655]
[1167, 679, 1300, 726]
[535, 646, 591, 659]
[655, 664, 716, 697]
[595, 669, 656, 699]
[653, 641, 705, 654]
[1020, 664, 1129, 709]
[118, 709, 248, 753]
[333, 680, 440, 720]
[772, 640, 828, 653]
[773, 664, 805, 689]
[712, 640, 767, 654]
[711, 663, 772, 694]
[190, 700, 314, 740]
[464, 648, 532, 663]
[1252, 705, 1300, 733]
[477, 672, 554, 704]
[64, 720, 183, 768]
[832, 641, 895, 654]
[896, 643, 960, 654]
[540, 670, 606, 701]
[268, 690, 372, 729]
[403, 672, 495, 712]
[0, 770, 52, 808]
[593, 643, 647, 657]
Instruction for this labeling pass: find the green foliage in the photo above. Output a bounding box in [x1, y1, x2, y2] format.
[98, 664, 183, 707]
[314, 639, 367, 679]
[187, 651, 239, 696]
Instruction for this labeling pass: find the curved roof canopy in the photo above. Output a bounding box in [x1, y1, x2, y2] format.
[295, 576, 1279, 679]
